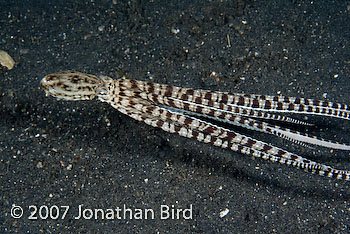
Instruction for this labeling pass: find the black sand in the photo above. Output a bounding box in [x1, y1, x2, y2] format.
[1, 0, 350, 233]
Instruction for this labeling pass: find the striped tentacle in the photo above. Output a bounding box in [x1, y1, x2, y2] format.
[129, 102, 350, 181]
[119, 77, 350, 121]
[121, 78, 311, 125]
[229, 93, 350, 121]
[163, 95, 350, 150]
[118, 79, 350, 150]
[166, 96, 311, 125]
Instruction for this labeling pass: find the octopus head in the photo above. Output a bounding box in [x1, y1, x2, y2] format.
[40, 71, 102, 101]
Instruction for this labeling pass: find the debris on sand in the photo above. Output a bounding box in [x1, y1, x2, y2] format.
[0, 50, 15, 70]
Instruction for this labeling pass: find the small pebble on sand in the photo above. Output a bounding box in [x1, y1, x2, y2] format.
[0, 50, 15, 70]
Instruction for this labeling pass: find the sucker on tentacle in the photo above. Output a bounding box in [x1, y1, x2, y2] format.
[40, 71, 350, 181]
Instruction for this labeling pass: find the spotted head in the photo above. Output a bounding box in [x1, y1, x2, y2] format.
[40, 71, 103, 101]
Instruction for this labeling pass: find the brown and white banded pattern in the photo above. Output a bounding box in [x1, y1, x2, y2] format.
[40, 71, 350, 181]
